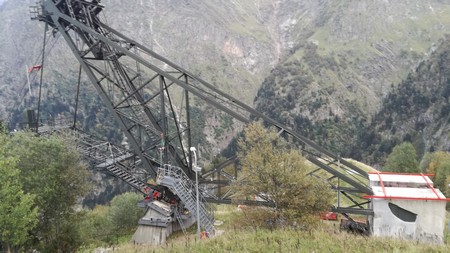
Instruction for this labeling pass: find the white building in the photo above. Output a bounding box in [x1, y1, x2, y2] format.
[366, 172, 449, 244]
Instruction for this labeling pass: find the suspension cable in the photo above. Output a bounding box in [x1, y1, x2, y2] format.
[73, 64, 82, 129]
[36, 23, 49, 133]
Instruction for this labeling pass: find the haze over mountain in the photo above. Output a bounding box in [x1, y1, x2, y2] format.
[1, 0, 450, 165]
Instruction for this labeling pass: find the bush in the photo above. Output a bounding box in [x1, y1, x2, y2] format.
[232, 123, 333, 229]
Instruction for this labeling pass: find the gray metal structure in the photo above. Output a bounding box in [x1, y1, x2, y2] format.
[37, 124, 152, 194]
[30, 0, 373, 220]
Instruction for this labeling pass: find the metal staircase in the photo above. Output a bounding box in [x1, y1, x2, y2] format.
[157, 165, 215, 237]
[36, 124, 153, 196]
[75, 131, 153, 194]
[102, 162, 147, 193]
[42, 126, 152, 194]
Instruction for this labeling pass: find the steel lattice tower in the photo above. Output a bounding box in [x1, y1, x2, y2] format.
[31, 0, 373, 217]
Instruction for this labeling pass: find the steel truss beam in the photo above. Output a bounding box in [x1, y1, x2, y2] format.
[34, 0, 372, 215]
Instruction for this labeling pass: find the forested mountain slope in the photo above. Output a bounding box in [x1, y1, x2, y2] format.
[253, 1, 450, 157]
[1, 0, 450, 160]
[355, 37, 450, 164]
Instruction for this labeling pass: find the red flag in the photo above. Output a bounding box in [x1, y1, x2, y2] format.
[28, 65, 42, 73]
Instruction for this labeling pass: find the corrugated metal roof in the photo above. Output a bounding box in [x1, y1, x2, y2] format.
[364, 172, 449, 201]
[371, 186, 446, 199]
[368, 173, 432, 184]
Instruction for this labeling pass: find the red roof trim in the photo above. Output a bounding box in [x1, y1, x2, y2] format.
[377, 172, 387, 197]
[363, 195, 450, 202]
[421, 173, 441, 200]
[368, 172, 435, 177]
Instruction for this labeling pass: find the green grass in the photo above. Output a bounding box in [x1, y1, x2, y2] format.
[83, 224, 450, 253]
[78, 205, 450, 253]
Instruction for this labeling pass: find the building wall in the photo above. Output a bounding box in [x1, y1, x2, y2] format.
[372, 198, 446, 244]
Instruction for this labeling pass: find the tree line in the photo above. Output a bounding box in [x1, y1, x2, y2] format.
[384, 141, 450, 197]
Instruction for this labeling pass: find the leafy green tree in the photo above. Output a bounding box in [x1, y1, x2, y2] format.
[421, 151, 450, 194]
[107, 192, 144, 235]
[384, 142, 419, 173]
[232, 122, 333, 228]
[0, 145, 38, 253]
[3, 132, 90, 252]
[80, 194, 144, 248]
[80, 205, 114, 246]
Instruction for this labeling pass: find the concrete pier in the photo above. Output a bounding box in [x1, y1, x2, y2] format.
[131, 200, 195, 245]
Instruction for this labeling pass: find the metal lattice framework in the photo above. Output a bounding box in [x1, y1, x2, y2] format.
[31, 0, 373, 216]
